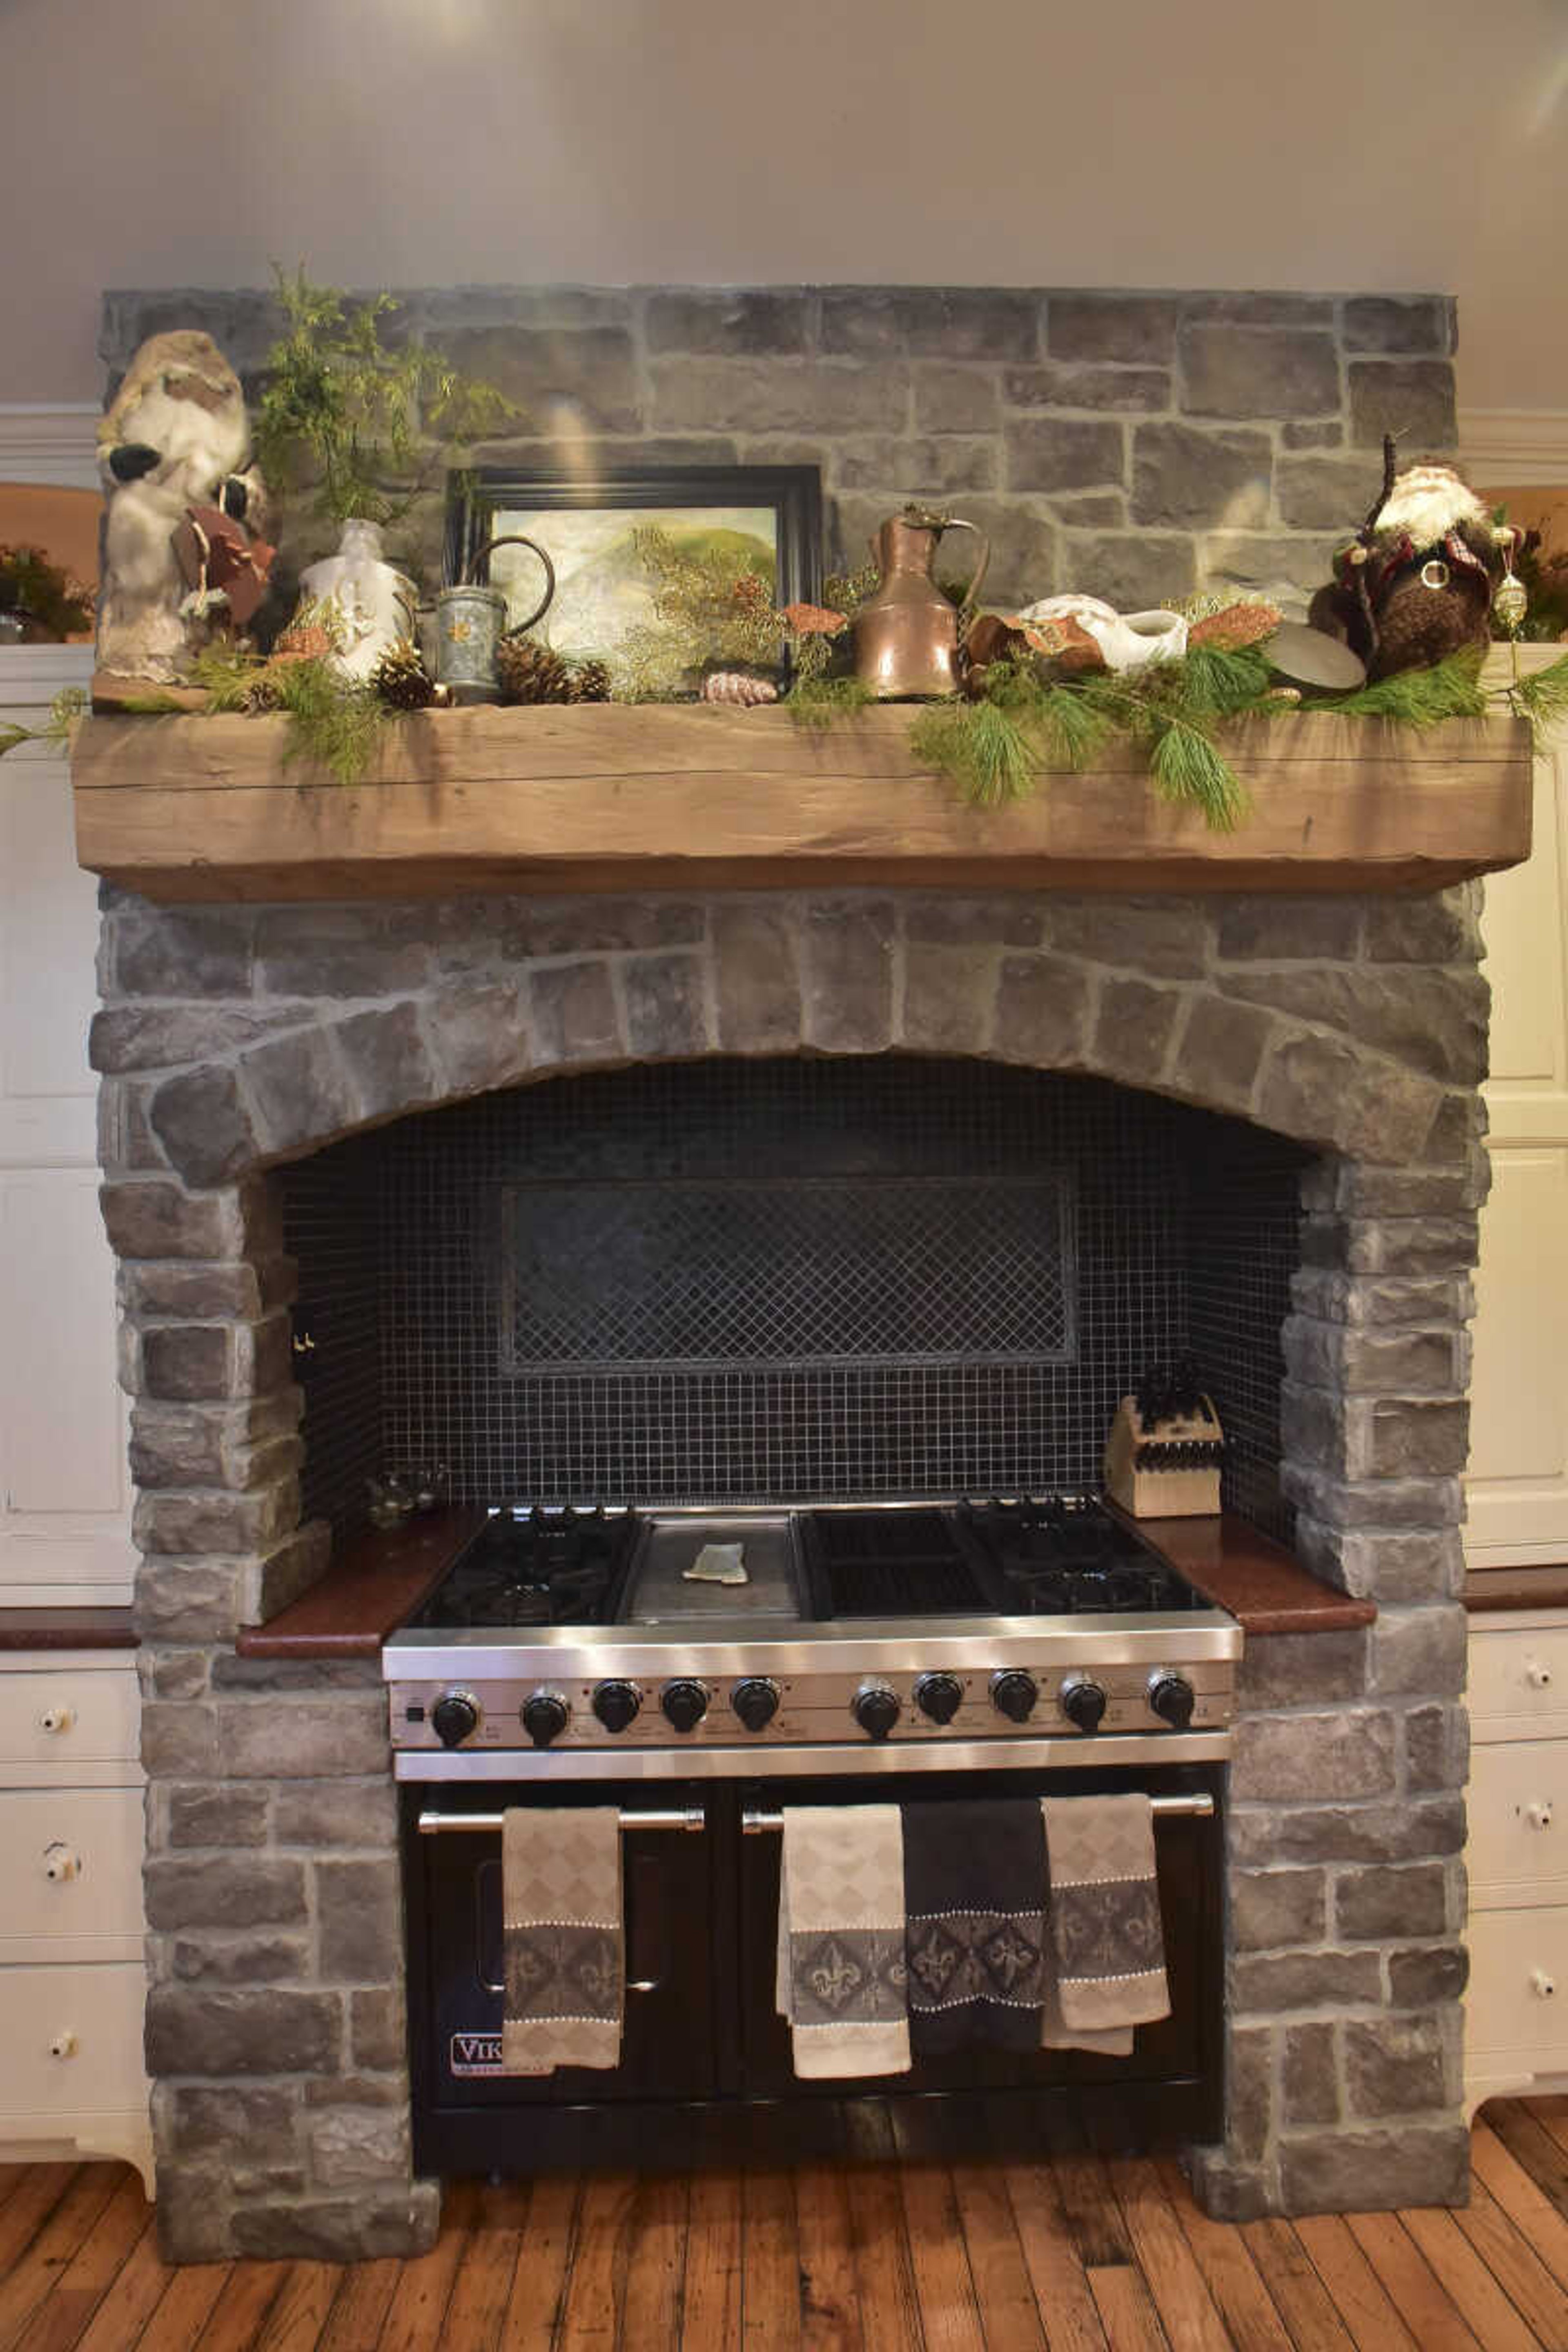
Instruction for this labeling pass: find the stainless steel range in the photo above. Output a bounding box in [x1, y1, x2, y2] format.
[384, 1495, 1241, 1780]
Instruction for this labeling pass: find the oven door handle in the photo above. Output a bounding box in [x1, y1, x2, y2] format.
[739, 1793, 1215, 1833]
[418, 1805, 708, 1836]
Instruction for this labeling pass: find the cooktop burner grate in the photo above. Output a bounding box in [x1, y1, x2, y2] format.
[410, 1507, 641, 1630]
[798, 1509, 994, 1619]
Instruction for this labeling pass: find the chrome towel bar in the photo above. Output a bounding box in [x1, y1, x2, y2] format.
[742, 1791, 1214, 1834]
[418, 1806, 706, 1836]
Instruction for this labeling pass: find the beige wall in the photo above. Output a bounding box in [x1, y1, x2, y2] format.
[2, 0, 1566, 411]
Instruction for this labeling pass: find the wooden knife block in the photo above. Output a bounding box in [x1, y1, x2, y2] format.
[1103, 1394, 1224, 1519]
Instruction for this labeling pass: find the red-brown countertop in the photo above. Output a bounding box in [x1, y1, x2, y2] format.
[0, 1608, 138, 1650]
[235, 1506, 486, 1659]
[1465, 1565, 1568, 1615]
[1130, 1512, 1377, 1636]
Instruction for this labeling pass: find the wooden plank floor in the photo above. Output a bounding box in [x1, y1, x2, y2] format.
[5, 2101, 1568, 2352]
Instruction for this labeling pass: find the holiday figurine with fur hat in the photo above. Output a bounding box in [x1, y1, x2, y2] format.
[1308, 437, 1516, 681]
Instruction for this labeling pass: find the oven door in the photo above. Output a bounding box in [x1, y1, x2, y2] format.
[737, 1760, 1222, 2131]
[403, 1784, 722, 2136]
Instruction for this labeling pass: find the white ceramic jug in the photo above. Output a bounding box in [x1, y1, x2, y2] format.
[298, 519, 418, 682]
[1013, 593, 1187, 673]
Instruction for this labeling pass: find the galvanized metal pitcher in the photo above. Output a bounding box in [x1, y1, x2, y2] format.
[436, 535, 556, 703]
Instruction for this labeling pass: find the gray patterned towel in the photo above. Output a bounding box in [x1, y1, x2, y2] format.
[501, 1806, 623, 2075]
[902, 1799, 1047, 2053]
[775, 1806, 910, 2079]
[1039, 1793, 1169, 2048]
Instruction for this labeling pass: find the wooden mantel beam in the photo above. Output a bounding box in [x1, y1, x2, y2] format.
[69, 704, 1534, 904]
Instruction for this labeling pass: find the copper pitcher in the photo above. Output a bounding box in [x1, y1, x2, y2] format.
[853, 506, 991, 699]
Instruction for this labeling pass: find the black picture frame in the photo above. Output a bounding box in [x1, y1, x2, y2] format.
[445, 462, 824, 668]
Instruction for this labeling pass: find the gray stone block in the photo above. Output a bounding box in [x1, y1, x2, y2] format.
[1257, 1033, 1443, 1163]
[1227, 2025, 1273, 2164]
[352, 1989, 407, 2071]
[145, 1986, 341, 2076]
[425, 979, 529, 1096]
[1336, 1862, 1448, 1941]
[140, 1326, 232, 1402]
[993, 956, 1093, 1067]
[1343, 2017, 1449, 2116]
[1278, 2123, 1468, 2214]
[1215, 900, 1363, 962]
[249, 1521, 333, 1622]
[529, 960, 624, 1065]
[1131, 423, 1270, 529]
[147, 1650, 210, 1699]
[1230, 1868, 1328, 1952]
[1232, 1711, 1395, 1804]
[1405, 1704, 1469, 1793]
[1004, 418, 1126, 492]
[902, 897, 1044, 949]
[304, 2074, 405, 2108]
[1049, 900, 1211, 978]
[171, 1935, 311, 1985]
[505, 898, 706, 957]
[308, 2106, 410, 2187]
[1282, 422, 1344, 450]
[1180, 326, 1341, 420]
[645, 290, 810, 355]
[1363, 894, 1481, 964]
[1343, 298, 1454, 355]
[901, 944, 998, 1055]
[426, 325, 641, 433]
[147, 1856, 308, 1931]
[1229, 1796, 1464, 1867]
[712, 906, 802, 1052]
[820, 288, 1040, 360]
[1201, 533, 1340, 600]
[1004, 364, 1172, 414]
[100, 1180, 248, 1261]
[1060, 531, 1198, 609]
[274, 1779, 398, 1849]
[1223, 966, 1488, 1088]
[1347, 1216, 1479, 1278]
[134, 1560, 246, 1644]
[800, 901, 895, 1051]
[1171, 997, 1276, 1113]
[1091, 976, 1183, 1087]
[111, 908, 255, 998]
[1046, 296, 1179, 365]
[835, 436, 998, 495]
[1372, 1605, 1467, 1697]
[911, 365, 1003, 433]
[1388, 1944, 1468, 2005]
[334, 1004, 439, 1124]
[318, 1858, 403, 1982]
[167, 1784, 270, 1849]
[1047, 493, 1127, 529]
[1237, 1629, 1369, 1708]
[623, 953, 710, 1060]
[1349, 361, 1457, 450]
[1280, 1467, 1463, 1533]
[1232, 1949, 1383, 2012]
[151, 2163, 234, 2263]
[167, 2082, 300, 2161]
[230, 2184, 441, 2262]
[91, 1006, 285, 1076]
[1367, 1400, 1469, 1479]
[222, 1697, 389, 1780]
[254, 909, 433, 999]
[1283, 2023, 1340, 2125]
[98, 1077, 169, 1176]
[650, 358, 909, 435]
[122, 1263, 265, 1319]
[134, 1483, 297, 1557]
[1276, 454, 1387, 530]
[241, 1029, 358, 1158]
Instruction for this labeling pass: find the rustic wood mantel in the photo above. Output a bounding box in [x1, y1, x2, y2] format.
[69, 703, 1533, 903]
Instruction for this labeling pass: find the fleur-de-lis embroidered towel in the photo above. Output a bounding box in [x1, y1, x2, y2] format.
[901, 1799, 1047, 2053]
[1039, 1792, 1169, 2048]
[775, 1806, 910, 2079]
[501, 1806, 624, 2075]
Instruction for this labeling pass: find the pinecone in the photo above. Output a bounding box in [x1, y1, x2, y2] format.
[569, 659, 610, 703]
[372, 638, 437, 710]
[495, 634, 574, 704]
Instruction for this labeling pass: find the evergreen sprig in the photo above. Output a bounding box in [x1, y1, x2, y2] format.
[1504, 650, 1568, 731]
[270, 658, 389, 786]
[1307, 646, 1489, 725]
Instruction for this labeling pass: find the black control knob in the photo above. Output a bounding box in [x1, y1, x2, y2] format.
[1149, 1673, 1195, 1730]
[914, 1671, 964, 1725]
[430, 1692, 479, 1749]
[991, 1670, 1039, 1725]
[852, 1683, 902, 1742]
[591, 1680, 641, 1735]
[731, 1677, 781, 1733]
[1060, 1677, 1107, 1734]
[521, 1691, 569, 1748]
[661, 1679, 709, 1734]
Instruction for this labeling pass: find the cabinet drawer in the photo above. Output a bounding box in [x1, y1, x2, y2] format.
[1468, 1906, 1568, 2063]
[0, 1788, 143, 1957]
[1470, 1626, 1568, 1736]
[0, 1964, 147, 2118]
[0, 1666, 139, 1771]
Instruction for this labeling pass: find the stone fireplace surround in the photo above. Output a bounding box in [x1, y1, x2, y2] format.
[88, 275, 1481, 2259]
[96, 880, 1482, 2260]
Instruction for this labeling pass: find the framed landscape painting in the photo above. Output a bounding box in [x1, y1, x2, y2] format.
[446, 464, 823, 677]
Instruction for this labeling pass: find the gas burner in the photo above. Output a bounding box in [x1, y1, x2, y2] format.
[959, 1495, 1198, 1615]
[409, 1505, 641, 1631]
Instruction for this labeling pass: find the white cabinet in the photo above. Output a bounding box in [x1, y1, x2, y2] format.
[0, 645, 149, 2188]
[1466, 650, 1568, 1564]
[1466, 1609, 1568, 2112]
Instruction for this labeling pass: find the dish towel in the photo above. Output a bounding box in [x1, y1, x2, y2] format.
[775, 1805, 910, 2079]
[1039, 1793, 1169, 2054]
[501, 1806, 624, 2075]
[902, 1799, 1047, 2053]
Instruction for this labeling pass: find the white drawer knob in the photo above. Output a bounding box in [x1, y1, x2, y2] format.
[41, 1843, 80, 1883]
[1526, 1802, 1556, 1831]
[1532, 1969, 1558, 1999]
[49, 2030, 77, 2059]
[1527, 1661, 1554, 1690]
[38, 1705, 75, 1735]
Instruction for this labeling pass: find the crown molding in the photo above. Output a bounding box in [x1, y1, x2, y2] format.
[0, 405, 100, 490]
[1459, 409, 1568, 488]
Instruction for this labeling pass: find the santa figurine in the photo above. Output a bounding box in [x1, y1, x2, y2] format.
[1309, 440, 1514, 681]
[95, 330, 272, 693]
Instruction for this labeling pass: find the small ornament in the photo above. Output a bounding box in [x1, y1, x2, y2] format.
[372, 638, 438, 710]
[1494, 530, 1529, 637]
[702, 669, 780, 706]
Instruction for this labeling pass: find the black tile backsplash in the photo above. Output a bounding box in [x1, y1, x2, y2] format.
[280, 1057, 1307, 1539]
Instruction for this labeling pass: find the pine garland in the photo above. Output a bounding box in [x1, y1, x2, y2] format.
[1502, 650, 1568, 731]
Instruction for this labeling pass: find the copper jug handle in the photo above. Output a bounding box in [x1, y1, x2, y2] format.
[467, 534, 557, 634]
[940, 518, 991, 622]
